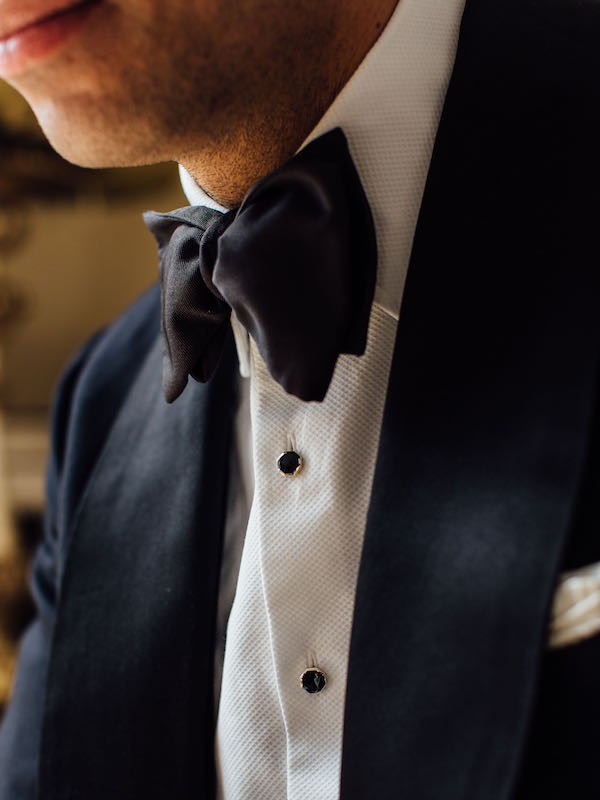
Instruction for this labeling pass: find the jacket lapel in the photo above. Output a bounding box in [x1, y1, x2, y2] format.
[342, 0, 600, 797]
[39, 330, 238, 800]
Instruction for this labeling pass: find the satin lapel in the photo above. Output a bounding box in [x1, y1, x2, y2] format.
[342, 1, 600, 798]
[39, 333, 237, 800]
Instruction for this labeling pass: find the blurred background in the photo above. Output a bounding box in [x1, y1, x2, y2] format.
[0, 79, 186, 720]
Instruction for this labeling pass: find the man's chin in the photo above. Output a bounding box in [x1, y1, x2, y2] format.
[30, 99, 155, 170]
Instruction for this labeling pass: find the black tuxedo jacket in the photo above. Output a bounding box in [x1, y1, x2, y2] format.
[2, 0, 600, 797]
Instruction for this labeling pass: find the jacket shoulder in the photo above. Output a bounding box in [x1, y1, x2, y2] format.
[49, 283, 161, 535]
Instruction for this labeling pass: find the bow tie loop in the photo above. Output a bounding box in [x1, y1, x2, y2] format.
[144, 128, 377, 403]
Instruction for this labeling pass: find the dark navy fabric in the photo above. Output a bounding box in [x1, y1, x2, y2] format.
[2, 0, 600, 797]
[340, 0, 600, 798]
[0, 287, 239, 799]
[0, 286, 163, 799]
[145, 128, 376, 404]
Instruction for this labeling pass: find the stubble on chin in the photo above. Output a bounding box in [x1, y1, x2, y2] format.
[7, 0, 341, 201]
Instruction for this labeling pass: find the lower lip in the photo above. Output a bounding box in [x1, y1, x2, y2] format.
[0, 0, 101, 78]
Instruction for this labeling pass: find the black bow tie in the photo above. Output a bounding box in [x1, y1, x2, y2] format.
[144, 128, 377, 404]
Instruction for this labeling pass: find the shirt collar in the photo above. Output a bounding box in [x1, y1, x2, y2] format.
[179, 164, 228, 213]
[180, 0, 466, 319]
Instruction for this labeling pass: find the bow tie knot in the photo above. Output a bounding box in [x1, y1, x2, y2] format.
[144, 128, 377, 403]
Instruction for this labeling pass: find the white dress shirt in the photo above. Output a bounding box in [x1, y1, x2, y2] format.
[182, 1, 467, 796]
[179, 0, 600, 796]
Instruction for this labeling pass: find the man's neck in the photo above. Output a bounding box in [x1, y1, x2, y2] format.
[179, 0, 400, 208]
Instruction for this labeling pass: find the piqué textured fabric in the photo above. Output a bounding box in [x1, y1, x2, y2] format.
[178, 0, 470, 796]
[550, 562, 600, 648]
[215, 305, 398, 800]
[175, 0, 600, 796]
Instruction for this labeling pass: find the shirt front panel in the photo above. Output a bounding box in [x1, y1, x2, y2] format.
[216, 304, 398, 799]
[179, 0, 469, 795]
